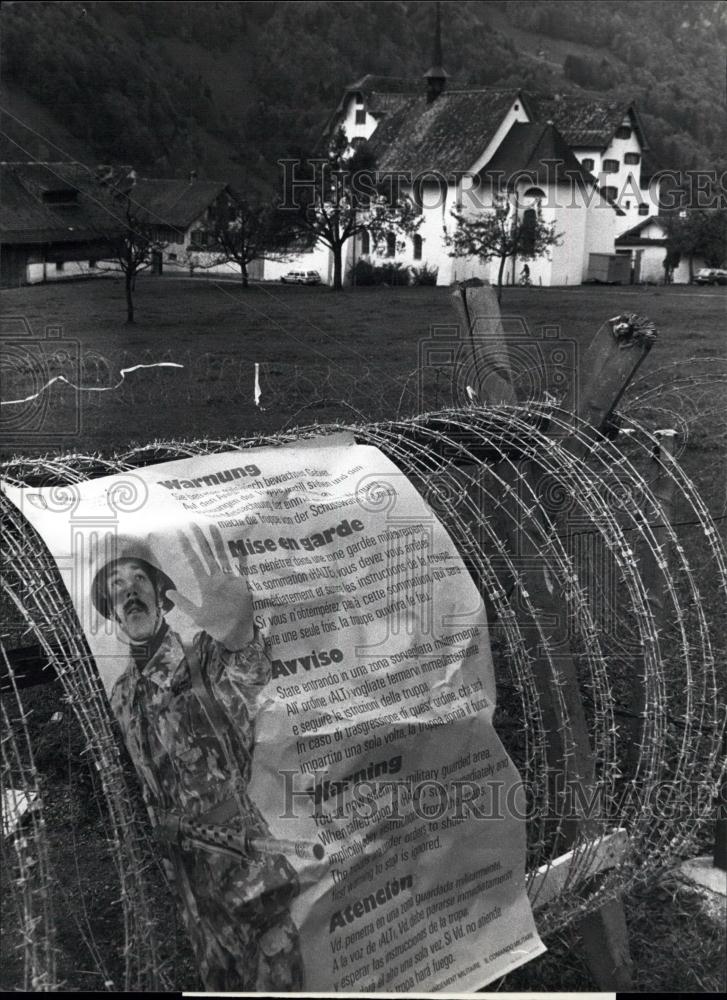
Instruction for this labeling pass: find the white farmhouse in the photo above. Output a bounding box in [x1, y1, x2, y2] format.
[615, 216, 706, 284]
[272, 27, 666, 288]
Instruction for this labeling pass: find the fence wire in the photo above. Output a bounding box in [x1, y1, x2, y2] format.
[1, 402, 725, 989]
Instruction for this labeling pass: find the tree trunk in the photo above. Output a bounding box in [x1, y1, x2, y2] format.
[332, 247, 343, 290]
[496, 254, 507, 304]
[125, 270, 135, 324]
[241, 262, 249, 288]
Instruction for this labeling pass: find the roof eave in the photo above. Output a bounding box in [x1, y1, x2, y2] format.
[615, 237, 667, 246]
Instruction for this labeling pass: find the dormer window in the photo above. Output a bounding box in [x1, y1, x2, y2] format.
[355, 92, 364, 106]
[624, 152, 640, 165]
[615, 126, 631, 139]
[602, 159, 619, 174]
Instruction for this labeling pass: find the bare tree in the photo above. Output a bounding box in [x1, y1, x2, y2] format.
[96, 167, 164, 324]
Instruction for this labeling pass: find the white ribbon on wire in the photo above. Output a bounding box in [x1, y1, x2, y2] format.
[254, 362, 262, 408]
[1, 362, 185, 406]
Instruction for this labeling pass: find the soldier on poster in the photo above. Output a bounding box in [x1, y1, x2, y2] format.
[90, 524, 303, 990]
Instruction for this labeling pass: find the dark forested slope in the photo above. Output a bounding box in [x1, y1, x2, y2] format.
[1, 0, 725, 187]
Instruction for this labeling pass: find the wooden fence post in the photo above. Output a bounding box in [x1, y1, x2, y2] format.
[576, 313, 657, 438]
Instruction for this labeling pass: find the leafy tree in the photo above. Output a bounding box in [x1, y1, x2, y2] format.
[446, 193, 561, 303]
[284, 128, 421, 290]
[662, 248, 681, 285]
[664, 208, 727, 279]
[191, 194, 296, 287]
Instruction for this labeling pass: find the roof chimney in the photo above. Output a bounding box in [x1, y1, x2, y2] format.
[424, 1, 449, 104]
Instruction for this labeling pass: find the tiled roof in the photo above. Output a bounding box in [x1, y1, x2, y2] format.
[131, 179, 228, 229]
[480, 121, 595, 187]
[347, 75, 423, 95]
[1, 164, 230, 245]
[0, 162, 122, 245]
[522, 92, 647, 150]
[367, 89, 522, 175]
[335, 73, 651, 183]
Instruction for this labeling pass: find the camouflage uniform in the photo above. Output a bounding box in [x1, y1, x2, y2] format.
[110, 624, 303, 990]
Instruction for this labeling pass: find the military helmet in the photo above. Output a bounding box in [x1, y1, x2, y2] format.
[91, 535, 176, 620]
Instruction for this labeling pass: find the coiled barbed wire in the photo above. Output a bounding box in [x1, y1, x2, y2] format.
[1, 402, 724, 986]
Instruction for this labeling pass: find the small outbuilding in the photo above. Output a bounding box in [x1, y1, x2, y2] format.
[615, 216, 706, 284]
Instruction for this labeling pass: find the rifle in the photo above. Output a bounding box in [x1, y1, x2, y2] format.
[156, 812, 325, 862]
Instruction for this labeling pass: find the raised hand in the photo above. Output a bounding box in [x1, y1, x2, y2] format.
[168, 524, 255, 650]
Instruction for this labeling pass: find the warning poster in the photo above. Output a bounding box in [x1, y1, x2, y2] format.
[3, 434, 544, 991]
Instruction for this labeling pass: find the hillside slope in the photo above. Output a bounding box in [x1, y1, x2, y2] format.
[1, 0, 725, 187]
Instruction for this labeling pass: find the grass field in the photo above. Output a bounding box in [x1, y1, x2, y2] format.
[1, 276, 725, 991]
[1, 277, 724, 463]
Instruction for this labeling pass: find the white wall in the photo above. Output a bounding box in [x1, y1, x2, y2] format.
[633, 245, 666, 283]
[583, 187, 622, 279]
[26, 260, 111, 284]
[672, 253, 706, 283]
[572, 111, 659, 234]
[617, 244, 707, 283]
[359, 174, 620, 288]
[548, 184, 587, 285]
[340, 91, 380, 146]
